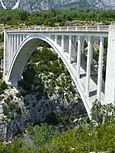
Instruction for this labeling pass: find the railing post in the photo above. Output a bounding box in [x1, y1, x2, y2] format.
[97, 26, 100, 31]
[76, 26, 78, 31]
[97, 36, 104, 102]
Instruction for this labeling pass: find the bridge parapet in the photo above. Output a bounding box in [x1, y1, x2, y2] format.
[5, 25, 109, 33]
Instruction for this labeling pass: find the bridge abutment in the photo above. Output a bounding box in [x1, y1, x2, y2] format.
[105, 24, 115, 105]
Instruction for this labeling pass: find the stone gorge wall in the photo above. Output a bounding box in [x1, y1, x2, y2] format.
[0, 47, 86, 141]
[0, 0, 115, 11]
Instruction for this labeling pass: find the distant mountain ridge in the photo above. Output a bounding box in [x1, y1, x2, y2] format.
[0, 0, 115, 11]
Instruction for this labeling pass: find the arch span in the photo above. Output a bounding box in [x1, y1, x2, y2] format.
[7, 34, 90, 117]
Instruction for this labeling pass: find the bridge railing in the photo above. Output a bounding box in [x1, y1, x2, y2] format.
[98, 25, 109, 31]
[5, 25, 109, 32]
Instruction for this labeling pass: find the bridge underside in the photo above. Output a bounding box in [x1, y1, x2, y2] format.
[3, 25, 115, 117]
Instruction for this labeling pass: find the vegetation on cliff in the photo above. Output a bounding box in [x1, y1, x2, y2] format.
[0, 102, 114, 153]
[0, 8, 115, 26]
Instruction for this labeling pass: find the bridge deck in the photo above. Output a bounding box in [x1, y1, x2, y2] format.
[5, 25, 109, 34]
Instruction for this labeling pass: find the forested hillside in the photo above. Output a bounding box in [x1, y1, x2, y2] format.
[0, 8, 115, 27]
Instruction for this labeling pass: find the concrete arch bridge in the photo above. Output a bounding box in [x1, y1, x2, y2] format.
[3, 24, 115, 117]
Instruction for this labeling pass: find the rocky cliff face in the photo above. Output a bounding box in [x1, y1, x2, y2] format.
[0, 0, 115, 11]
[0, 47, 86, 141]
[0, 77, 85, 141]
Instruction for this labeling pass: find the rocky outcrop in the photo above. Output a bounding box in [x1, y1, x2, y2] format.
[0, 78, 86, 141]
[0, 0, 115, 11]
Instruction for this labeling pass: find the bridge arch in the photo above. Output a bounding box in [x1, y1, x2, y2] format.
[7, 34, 90, 117]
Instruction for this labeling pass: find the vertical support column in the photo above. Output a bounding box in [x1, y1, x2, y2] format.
[18, 34, 20, 46]
[9, 35, 13, 63]
[20, 34, 22, 44]
[11, 34, 13, 59]
[69, 35, 72, 63]
[81, 37, 85, 54]
[3, 31, 8, 79]
[18, 34, 20, 45]
[105, 24, 115, 105]
[16, 34, 19, 50]
[9, 34, 11, 65]
[72, 36, 77, 61]
[77, 36, 82, 79]
[13, 34, 16, 54]
[15, 34, 17, 51]
[97, 36, 104, 102]
[61, 35, 64, 52]
[7, 34, 12, 71]
[11, 34, 14, 58]
[55, 35, 57, 44]
[21, 34, 23, 42]
[85, 36, 93, 98]
[22, 34, 25, 41]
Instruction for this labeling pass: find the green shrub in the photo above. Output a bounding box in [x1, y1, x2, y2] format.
[15, 92, 21, 98]
[2, 104, 10, 116]
[8, 101, 16, 110]
[4, 95, 13, 103]
[27, 123, 59, 150]
[0, 81, 8, 91]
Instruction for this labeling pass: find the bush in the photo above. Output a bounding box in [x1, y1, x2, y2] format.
[91, 101, 115, 124]
[2, 104, 10, 116]
[27, 123, 59, 151]
[0, 81, 8, 91]
[15, 92, 21, 98]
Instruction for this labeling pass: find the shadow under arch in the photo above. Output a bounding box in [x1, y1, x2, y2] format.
[7, 34, 90, 117]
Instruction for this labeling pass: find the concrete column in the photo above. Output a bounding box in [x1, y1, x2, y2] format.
[7, 34, 11, 72]
[81, 37, 85, 54]
[61, 35, 64, 52]
[5, 34, 11, 71]
[11, 35, 13, 62]
[16, 34, 19, 50]
[15, 34, 17, 51]
[55, 35, 57, 44]
[3, 31, 9, 79]
[71, 36, 77, 62]
[69, 35, 72, 63]
[91, 38, 94, 64]
[97, 36, 104, 102]
[21, 34, 23, 42]
[22, 34, 25, 41]
[77, 36, 82, 79]
[85, 36, 93, 98]
[13, 34, 16, 54]
[24, 34, 27, 39]
[12, 35, 14, 57]
[105, 24, 115, 105]
[18, 34, 21, 46]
